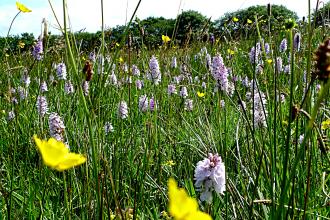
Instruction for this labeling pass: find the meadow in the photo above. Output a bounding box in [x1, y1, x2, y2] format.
[0, 1, 330, 219]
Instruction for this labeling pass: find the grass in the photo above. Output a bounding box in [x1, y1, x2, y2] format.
[0, 0, 329, 219]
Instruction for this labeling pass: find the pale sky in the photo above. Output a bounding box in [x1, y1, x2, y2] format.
[0, 0, 319, 37]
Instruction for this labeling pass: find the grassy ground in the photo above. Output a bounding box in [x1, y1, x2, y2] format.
[0, 1, 330, 219]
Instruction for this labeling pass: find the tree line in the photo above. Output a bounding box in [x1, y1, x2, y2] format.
[1, 3, 329, 53]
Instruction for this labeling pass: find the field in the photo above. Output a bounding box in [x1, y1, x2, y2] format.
[1, 1, 330, 219]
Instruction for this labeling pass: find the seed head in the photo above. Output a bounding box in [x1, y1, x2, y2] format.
[314, 38, 330, 82]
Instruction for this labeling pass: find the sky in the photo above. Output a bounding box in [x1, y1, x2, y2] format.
[0, 0, 319, 37]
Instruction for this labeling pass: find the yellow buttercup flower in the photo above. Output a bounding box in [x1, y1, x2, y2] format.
[266, 59, 272, 64]
[168, 178, 212, 220]
[233, 17, 239, 22]
[33, 135, 86, 171]
[227, 49, 235, 55]
[116, 42, 120, 47]
[247, 19, 253, 24]
[118, 57, 124, 63]
[321, 119, 330, 130]
[162, 35, 171, 44]
[18, 41, 25, 48]
[16, 2, 32, 13]
[164, 160, 175, 167]
[197, 91, 205, 98]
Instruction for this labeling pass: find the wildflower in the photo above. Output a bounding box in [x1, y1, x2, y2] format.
[18, 41, 25, 48]
[233, 17, 239, 22]
[135, 79, 143, 90]
[249, 43, 261, 64]
[149, 97, 156, 111]
[276, 57, 283, 73]
[202, 82, 206, 89]
[7, 111, 15, 121]
[266, 59, 272, 64]
[32, 39, 43, 60]
[138, 95, 149, 112]
[16, 2, 32, 13]
[56, 62, 67, 80]
[174, 75, 184, 84]
[197, 91, 205, 98]
[89, 51, 96, 62]
[118, 57, 124, 63]
[321, 119, 330, 130]
[168, 84, 177, 95]
[247, 19, 252, 24]
[168, 178, 212, 220]
[64, 81, 74, 94]
[171, 57, 177, 69]
[33, 135, 86, 171]
[40, 81, 48, 93]
[194, 153, 226, 203]
[11, 97, 18, 105]
[132, 65, 140, 76]
[227, 49, 235, 55]
[82, 81, 89, 96]
[149, 55, 162, 85]
[180, 63, 189, 76]
[220, 100, 225, 108]
[36, 96, 48, 117]
[180, 86, 188, 98]
[264, 43, 270, 55]
[104, 122, 114, 134]
[108, 72, 118, 86]
[17, 86, 28, 100]
[240, 76, 249, 87]
[48, 112, 65, 141]
[252, 88, 268, 128]
[161, 210, 169, 218]
[205, 54, 212, 70]
[118, 101, 128, 119]
[21, 74, 31, 87]
[279, 38, 287, 53]
[212, 54, 229, 93]
[122, 63, 128, 73]
[184, 99, 193, 111]
[293, 33, 301, 52]
[164, 160, 175, 167]
[162, 35, 171, 44]
[284, 65, 290, 74]
[256, 64, 264, 74]
[209, 35, 215, 44]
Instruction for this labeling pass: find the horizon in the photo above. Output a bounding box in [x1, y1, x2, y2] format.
[0, 0, 319, 38]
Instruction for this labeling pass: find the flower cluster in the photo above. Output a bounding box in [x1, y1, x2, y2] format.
[149, 55, 161, 85]
[212, 54, 228, 93]
[194, 153, 226, 203]
[36, 96, 48, 117]
[118, 101, 128, 119]
[56, 63, 67, 80]
[32, 39, 43, 61]
[48, 113, 65, 141]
